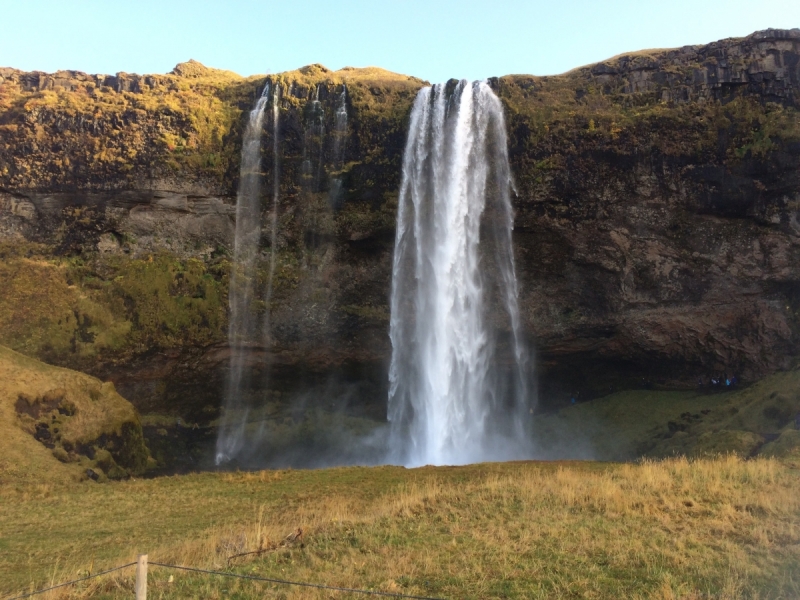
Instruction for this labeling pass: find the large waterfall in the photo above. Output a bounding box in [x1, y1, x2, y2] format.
[387, 81, 532, 467]
[216, 82, 278, 464]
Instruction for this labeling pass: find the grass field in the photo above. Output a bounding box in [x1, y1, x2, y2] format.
[2, 456, 799, 599]
[2, 349, 799, 598]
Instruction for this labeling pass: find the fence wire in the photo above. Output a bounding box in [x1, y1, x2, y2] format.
[5, 560, 445, 600]
[5, 563, 136, 600]
[150, 562, 444, 599]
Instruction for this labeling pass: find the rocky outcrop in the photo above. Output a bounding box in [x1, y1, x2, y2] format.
[0, 186, 235, 256]
[578, 28, 800, 105]
[497, 29, 800, 398]
[0, 31, 798, 417]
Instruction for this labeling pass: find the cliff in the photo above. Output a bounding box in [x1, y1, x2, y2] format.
[0, 29, 798, 417]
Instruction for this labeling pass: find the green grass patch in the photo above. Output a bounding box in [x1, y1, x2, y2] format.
[1, 457, 798, 598]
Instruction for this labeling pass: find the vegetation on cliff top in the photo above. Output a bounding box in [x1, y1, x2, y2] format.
[0, 60, 261, 190]
[498, 80, 800, 204]
[0, 60, 425, 193]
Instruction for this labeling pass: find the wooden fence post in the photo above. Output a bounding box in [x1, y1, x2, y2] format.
[135, 554, 147, 600]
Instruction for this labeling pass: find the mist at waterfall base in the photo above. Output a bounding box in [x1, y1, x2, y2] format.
[213, 79, 549, 471]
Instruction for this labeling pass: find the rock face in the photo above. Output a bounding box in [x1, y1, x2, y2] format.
[0, 31, 798, 417]
[499, 28, 800, 398]
[584, 28, 800, 104]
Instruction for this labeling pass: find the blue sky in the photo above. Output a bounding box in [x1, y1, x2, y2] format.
[1, 0, 798, 83]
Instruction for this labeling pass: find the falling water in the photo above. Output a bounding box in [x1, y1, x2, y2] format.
[331, 84, 347, 163]
[263, 83, 281, 342]
[313, 85, 326, 189]
[216, 82, 272, 464]
[328, 84, 348, 207]
[301, 85, 322, 179]
[387, 81, 532, 467]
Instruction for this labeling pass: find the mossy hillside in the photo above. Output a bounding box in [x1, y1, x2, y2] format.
[0, 244, 228, 370]
[760, 429, 800, 464]
[0, 344, 148, 484]
[648, 370, 800, 458]
[533, 368, 800, 460]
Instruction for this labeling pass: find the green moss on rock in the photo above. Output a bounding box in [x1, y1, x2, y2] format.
[0, 249, 228, 370]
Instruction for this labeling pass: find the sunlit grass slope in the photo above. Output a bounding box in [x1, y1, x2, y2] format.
[2, 456, 799, 599]
[0, 344, 147, 485]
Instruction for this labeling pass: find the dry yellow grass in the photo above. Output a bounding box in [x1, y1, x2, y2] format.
[3, 456, 798, 599]
[0, 345, 143, 484]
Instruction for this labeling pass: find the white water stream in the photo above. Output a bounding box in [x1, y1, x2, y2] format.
[216, 82, 279, 464]
[387, 81, 531, 467]
[328, 84, 348, 206]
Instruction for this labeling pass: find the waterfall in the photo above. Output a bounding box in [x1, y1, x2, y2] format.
[216, 82, 272, 464]
[387, 80, 532, 467]
[331, 84, 347, 164]
[313, 85, 326, 189]
[300, 84, 326, 189]
[328, 84, 348, 207]
[263, 83, 281, 342]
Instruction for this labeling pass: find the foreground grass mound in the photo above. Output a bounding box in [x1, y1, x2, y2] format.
[2, 456, 798, 598]
[0, 344, 148, 484]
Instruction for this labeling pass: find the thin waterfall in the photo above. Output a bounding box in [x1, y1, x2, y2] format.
[328, 84, 348, 207]
[216, 82, 271, 465]
[387, 80, 532, 467]
[313, 84, 326, 190]
[264, 83, 281, 343]
[331, 84, 347, 163]
[300, 84, 326, 189]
